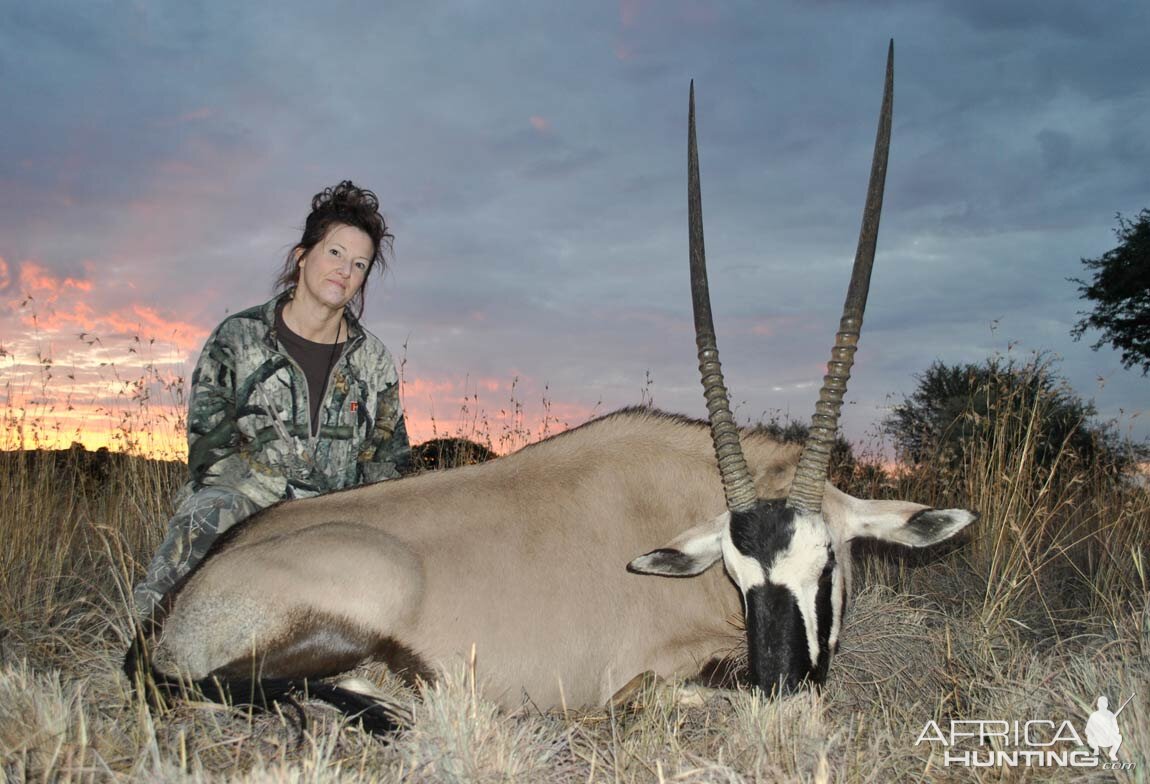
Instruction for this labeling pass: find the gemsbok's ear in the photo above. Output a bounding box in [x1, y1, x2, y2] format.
[899, 507, 978, 546]
[825, 490, 977, 547]
[627, 511, 730, 577]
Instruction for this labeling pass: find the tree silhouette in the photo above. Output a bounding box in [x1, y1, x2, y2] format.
[884, 357, 1133, 474]
[1071, 209, 1150, 375]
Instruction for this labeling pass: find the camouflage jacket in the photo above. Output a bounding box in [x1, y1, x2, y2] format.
[179, 292, 411, 509]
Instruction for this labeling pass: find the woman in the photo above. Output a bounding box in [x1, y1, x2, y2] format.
[134, 181, 411, 621]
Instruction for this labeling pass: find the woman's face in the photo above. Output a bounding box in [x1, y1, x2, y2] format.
[297, 224, 374, 311]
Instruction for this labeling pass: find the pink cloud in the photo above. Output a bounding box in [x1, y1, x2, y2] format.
[400, 372, 600, 451]
[615, 0, 650, 61]
[620, 0, 650, 28]
[748, 315, 802, 337]
[402, 377, 464, 398]
[18, 260, 94, 300]
[133, 305, 207, 347]
[529, 115, 552, 134]
[8, 259, 209, 351]
[0, 256, 9, 290]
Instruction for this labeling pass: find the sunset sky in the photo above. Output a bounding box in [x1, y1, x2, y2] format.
[3, 1, 1148, 460]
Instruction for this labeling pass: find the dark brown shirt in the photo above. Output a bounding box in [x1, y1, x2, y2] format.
[275, 304, 346, 437]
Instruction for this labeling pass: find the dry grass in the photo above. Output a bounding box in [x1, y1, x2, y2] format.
[2, 357, 1147, 782]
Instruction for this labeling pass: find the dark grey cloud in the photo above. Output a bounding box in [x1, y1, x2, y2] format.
[3, 0, 1147, 447]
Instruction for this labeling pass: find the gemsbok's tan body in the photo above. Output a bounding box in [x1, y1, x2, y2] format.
[156, 410, 794, 709]
[153, 407, 969, 713]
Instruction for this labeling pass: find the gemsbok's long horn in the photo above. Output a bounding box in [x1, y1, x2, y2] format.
[688, 80, 757, 514]
[787, 41, 894, 515]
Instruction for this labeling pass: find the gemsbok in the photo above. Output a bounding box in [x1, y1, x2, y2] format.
[126, 42, 977, 734]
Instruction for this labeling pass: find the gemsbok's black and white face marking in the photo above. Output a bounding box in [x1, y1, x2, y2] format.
[727, 501, 837, 693]
[628, 494, 976, 694]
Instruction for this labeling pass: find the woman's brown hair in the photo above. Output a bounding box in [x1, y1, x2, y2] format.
[274, 180, 394, 318]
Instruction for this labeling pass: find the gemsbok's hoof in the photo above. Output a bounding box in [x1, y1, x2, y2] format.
[608, 670, 665, 712]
